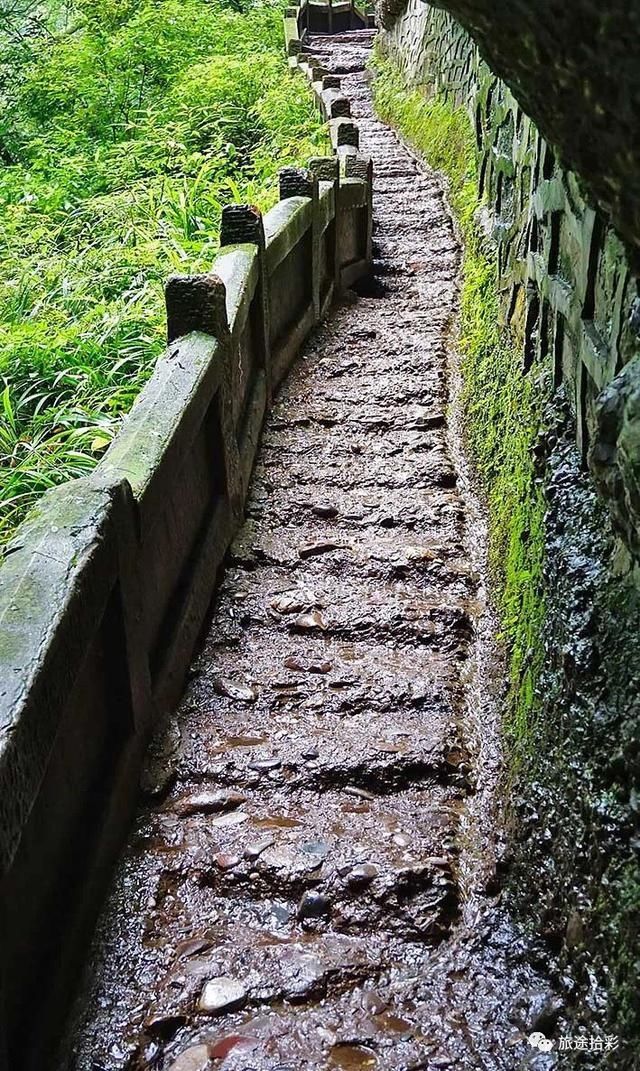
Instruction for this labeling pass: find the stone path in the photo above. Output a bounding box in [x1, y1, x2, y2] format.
[60, 31, 562, 1071]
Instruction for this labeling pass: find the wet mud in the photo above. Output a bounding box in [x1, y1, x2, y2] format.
[59, 32, 565, 1071]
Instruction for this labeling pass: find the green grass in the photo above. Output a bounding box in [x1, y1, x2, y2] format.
[0, 0, 325, 545]
[372, 52, 549, 760]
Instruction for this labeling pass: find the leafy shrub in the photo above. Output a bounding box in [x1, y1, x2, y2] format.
[0, 0, 324, 543]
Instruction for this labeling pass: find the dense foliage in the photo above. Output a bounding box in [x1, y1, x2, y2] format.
[0, 0, 324, 542]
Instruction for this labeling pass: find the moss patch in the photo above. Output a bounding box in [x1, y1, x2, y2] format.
[371, 53, 549, 763]
[607, 861, 640, 1041]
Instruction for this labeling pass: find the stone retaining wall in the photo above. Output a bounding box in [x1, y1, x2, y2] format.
[383, 1, 640, 560]
[0, 9, 373, 1066]
[380, 5, 640, 1048]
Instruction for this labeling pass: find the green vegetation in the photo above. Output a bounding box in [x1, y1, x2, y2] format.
[606, 858, 640, 1042]
[372, 53, 548, 759]
[0, 0, 325, 543]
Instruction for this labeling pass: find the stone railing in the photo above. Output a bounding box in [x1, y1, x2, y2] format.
[0, 8, 373, 1066]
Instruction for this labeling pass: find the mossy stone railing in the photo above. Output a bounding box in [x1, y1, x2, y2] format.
[0, 7, 373, 1067]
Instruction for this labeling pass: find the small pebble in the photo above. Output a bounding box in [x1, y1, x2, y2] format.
[166, 1045, 211, 1071]
[209, 811, 249, 828]
[271, 592, 306, 614]
[248, 757, 282, 773]
[298, 540, 340, 559]
[346, 863, 378, 888]
[292, 610, 328, 631]
[213, 678, 256, 702]
[297, 890, 332, 921]
[215, 853, 242, 870]
[175, 936, 212, 960]
[308, 660, 333, 674]
[175, 789, 246, 817]
[244, 837, 275, 860]
[300, 839, 330, 860]
[199, 977, 247, 1015]
[311, 504, 339, 518]
[343, 785, 375, 801]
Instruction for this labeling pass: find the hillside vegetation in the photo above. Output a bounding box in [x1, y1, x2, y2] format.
[0, 0, 324, 543]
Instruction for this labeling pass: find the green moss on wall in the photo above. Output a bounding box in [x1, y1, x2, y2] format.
[372, 53, 549, 763]
[607, 861, 640, 1041]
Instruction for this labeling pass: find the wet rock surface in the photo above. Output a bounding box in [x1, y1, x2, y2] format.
[511, 392, 640, 1066]
[378, 0, 640, 260]
[59, 32, 562, 1071]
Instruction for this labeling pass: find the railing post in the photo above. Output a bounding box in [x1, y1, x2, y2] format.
[219, 204, 272, 405]
[345, 153, 374, 265]
[334, 120, 360, 149]
[309, 156, 340, 299]
[308, 156, 340, 184]
[279, 167, 321, 321]
[165, 272, 229, 346]
[164, 272, 242, 519]
[312, 65, 329, 86]
[328, 0, 333, 34]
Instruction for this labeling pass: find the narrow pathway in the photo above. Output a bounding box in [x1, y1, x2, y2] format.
[61, 32, 559, 1071]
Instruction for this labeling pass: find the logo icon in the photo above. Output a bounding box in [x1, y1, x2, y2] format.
[528, 1032, 555, 1052]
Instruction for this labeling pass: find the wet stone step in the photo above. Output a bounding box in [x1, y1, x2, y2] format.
[250, 451, 457, 491]
[259, 424, 449, 459]
[175, 696, 463, 771]
[208, 577, 477, 652]
[266, 401, 447, 432]
[227, 521, 468, 577]
[244, 485, 465, 533]
[219, 541, 474, 593]
[275, 361, 448, 392]
[218, 571, 472, 626]
[117, 791, 462, 949]
[171, 698, 469, 789]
